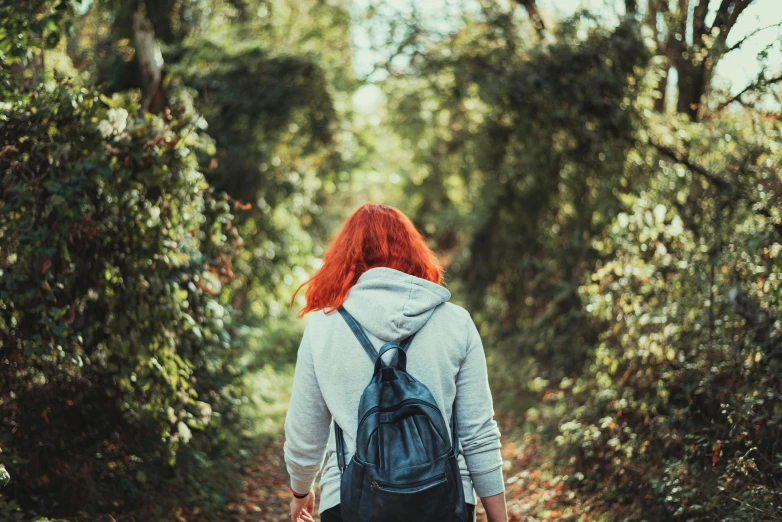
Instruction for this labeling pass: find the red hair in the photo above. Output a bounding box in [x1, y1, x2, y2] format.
[290, 203, 444, 318]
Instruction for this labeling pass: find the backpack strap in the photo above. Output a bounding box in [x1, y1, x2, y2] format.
[337, 305, 416, 364]
[374, 342, 408, 373]
[337, 306, 378, 363]
[335, 421, 347, 473]
[450, 404, 459, 458]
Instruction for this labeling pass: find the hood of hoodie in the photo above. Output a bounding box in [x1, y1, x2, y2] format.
[341, 267, 451, 342]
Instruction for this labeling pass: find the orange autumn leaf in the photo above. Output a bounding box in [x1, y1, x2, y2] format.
[501, 442, 518, 457]
[143, 136, 176, 150]
[232, 199, 252, 211]
[195, 277, 217, 296]
[64, 302, 77, 324]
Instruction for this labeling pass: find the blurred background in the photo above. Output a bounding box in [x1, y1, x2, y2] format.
[1, 0, 781, 520]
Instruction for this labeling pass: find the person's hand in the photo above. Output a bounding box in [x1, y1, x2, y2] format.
[290, 489, 315, 522]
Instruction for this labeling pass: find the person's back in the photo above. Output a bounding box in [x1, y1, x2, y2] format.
[283, 203, 508, 522]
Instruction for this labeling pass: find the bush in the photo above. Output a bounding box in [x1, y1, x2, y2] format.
[0, 74, 244, 518]
[550, 113, 782, 520]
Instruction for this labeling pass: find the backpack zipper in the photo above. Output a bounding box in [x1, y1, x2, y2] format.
[370, 473, 447, 494]
[357, 398, 441, 429]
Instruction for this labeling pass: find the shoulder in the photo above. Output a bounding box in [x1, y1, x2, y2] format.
[296, 309, 342, 360]
[430, 301, 475, 338]
[433, 301, 472, 322]
[302, 308, 341, 334]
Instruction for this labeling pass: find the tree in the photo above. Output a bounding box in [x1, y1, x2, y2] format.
[368, 4, 650, 378]
[520, 0, 774, 120]
[133, 8, 167, 113]
[647, 0, 760, 119]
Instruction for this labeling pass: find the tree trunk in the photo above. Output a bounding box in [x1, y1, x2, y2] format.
[518, 0, 545, 36]
[675, 61, 707, 120]
[653, 67, 668, 112]
[644, 0, 755, 119]
[647, 0, 669, 112]
[133, 10, 167, 114]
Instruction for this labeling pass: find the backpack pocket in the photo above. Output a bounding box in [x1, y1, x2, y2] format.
[359, 401, 452, 469]
[355, 472, 453, 522]
[371, 472, 446, 494]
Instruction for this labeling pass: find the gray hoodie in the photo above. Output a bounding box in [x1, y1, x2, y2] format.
[283, 267, 504, 515]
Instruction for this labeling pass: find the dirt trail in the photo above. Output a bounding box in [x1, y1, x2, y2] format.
[222, 437, 296, 521]
[223, 419, 630, 522]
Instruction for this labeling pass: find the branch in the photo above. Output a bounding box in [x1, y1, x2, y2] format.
[727, 95, 779, 118]
[711, 0, 754, 49]
[517, 0, 545, 36]
[725, 22, 782, 54]
[650, 141, 732, 191]
[693, 0, 709, 41]
[655, 139, 782, 352]
[359, 25, 421, 82]
[650, 139, 782, 237]
[716, 72, 782, 110]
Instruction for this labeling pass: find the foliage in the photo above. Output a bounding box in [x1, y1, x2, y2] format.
[377, 10, 651, 382]
[551, 110, 782, 519]
[1, 0, 354, 518]
[168, 29, 340, 322]
[158, 0, 354, 328]
[362, 2, 782, 519]
[5, 0, 782, 520]
[0, 0, 74, 70]
[0, 72, 244, 517]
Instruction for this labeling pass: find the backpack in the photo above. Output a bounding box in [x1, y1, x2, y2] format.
[334, 306, 469, 522]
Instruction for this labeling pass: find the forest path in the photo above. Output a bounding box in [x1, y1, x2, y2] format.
[221, 436, 295, 521]
[219, 413, 628, 522]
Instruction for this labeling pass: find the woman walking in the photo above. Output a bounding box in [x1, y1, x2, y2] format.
[284, 203, 508, 522]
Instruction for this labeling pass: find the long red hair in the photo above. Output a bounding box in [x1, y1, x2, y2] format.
[290, 203, 444, 318]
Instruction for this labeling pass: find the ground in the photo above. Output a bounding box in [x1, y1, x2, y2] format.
[220, 413, 640, 522]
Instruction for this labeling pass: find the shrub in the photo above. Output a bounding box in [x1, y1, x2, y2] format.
[0, 75, 244, 518]
[551, 114, 782, 520]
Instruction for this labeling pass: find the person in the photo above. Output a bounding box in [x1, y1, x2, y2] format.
[283, 203, 508, 522]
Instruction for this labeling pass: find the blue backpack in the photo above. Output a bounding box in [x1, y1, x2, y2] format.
[334, 306, 469, 522]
